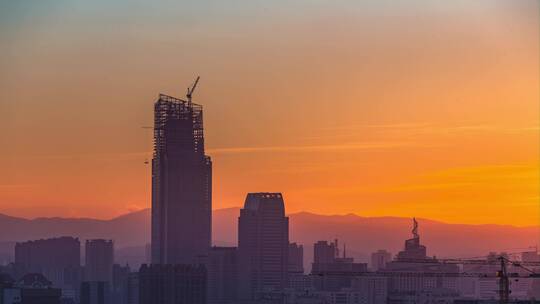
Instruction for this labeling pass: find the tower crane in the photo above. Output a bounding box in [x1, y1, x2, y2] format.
[344, 255, 540, 304]
[432, 255, 540, 304]
[186, 76, 200, 106]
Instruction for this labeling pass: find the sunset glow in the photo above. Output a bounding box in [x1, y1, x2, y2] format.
[0, 0, 538, 225]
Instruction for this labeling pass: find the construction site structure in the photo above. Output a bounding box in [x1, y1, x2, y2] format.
[151, 77, 212, 265]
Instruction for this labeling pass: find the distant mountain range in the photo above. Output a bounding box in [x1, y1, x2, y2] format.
[0, 208, 538, 268]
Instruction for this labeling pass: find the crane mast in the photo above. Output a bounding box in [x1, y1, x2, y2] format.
[497, 256, 509, 304]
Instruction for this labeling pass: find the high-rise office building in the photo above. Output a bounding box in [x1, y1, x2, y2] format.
[311, 239, 367, 291]
[287, 243, 308, 291]
[151, 92, 212, 264]
[370, 250, 391, 271]
[84, 239, 114, 284]
[288, 243, 304, 274]
[313, 240, 337, 265]
[126, 272, 139, 304]
[111, 264, 130, 304]
[238, 193, 289, 300]
[207, 247, 238, 304]
[144, 243, 151, 264]
[14, 237, 81, 296]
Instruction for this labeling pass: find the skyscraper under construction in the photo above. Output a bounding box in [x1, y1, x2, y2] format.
[151, 80, 212, 265]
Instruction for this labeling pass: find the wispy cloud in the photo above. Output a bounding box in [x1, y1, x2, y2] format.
[320, 122, 539, 136]
[2, 142, 415, 160]
[382, 182, 477, 193]
[320, 122, 431, 132]
[207, 141, 416, 154]
[18, 152, 150, 161]
[379, 163, 539, 194]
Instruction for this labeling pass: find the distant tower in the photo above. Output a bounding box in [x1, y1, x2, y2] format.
[288, 243, 304, 274]
[15, 237, 81, 293]
[313, 241, 337, 265]
[151, 80, 212, 264]
[238, 193, 289, 300]
[370, 250, 392, 271]
[84, 239, 114, 284]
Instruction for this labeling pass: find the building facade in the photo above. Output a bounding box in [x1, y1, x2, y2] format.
[313, 241, 337, 265]
[151, 93, 212, 265]
[13, 273, 62, 304]
[207, 247, 238, 304]
[110, 264, 130, 304]
[383, 219, 459, 298]
[84, 240, 114, 284]
[138, 264, 206, 304]
[238, 193, 289, 300]
[370, 250, 391, 271]
[14, 237, 81, 298]
[80, 281, 109, 304]
[288, 243, 304, 274]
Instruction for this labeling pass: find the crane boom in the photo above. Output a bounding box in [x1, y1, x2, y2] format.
[186, 76, 200, 106]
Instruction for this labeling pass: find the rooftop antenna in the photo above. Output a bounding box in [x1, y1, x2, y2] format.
[186, 76, 200, 106]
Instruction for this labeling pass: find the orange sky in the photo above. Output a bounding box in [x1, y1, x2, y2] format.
[0, 1, 538, 225]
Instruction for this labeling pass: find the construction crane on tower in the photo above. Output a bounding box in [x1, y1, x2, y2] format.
[186, 76, 200, 106]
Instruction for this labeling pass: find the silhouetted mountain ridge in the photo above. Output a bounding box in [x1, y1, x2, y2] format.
[0, 208, 537, 265]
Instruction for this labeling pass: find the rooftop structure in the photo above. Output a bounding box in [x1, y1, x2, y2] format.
[396, 218, 428, 262]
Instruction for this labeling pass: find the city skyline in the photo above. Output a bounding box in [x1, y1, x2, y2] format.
[1, 1, 539, 226]
[1, 1, 539, 303]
